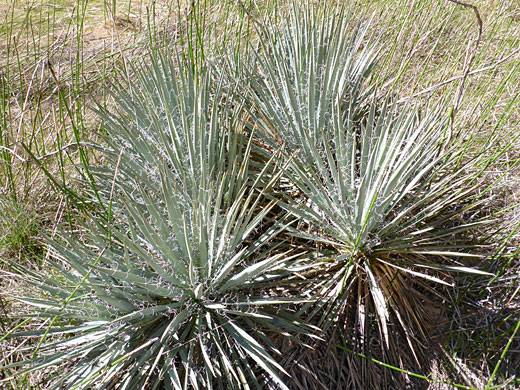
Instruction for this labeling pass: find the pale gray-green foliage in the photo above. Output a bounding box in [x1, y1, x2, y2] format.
[240, 8, 378, 162]
[239, 7, 492, 355]
[8, 55, 309, 390]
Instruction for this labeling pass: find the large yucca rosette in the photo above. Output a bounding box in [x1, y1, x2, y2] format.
[6, 56, 312, 390]
[237, 6, 494, 362]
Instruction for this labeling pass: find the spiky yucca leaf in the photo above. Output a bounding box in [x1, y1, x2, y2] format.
[7, 56, 309, 390]
[239, 8, 493, 358]
[238, 7, 378, 157]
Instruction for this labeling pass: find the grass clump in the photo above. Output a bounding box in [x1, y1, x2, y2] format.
[0, 198, 45, 263]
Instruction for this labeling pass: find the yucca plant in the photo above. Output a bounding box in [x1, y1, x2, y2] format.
[5, 55, 310, 389]
[238, 7, 494, 361]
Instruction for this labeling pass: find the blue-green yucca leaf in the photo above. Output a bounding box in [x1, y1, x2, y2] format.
[8, 54, 309, 390]
[238, 7, 494, 358]
[238, 7, 378, 159]
[277, 98, 492, 353]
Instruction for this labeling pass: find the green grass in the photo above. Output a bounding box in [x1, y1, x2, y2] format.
[0, 0, 519, 389]
[0, 197, 44, 262]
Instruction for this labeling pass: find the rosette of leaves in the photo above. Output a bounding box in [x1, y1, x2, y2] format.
[239, 8, 493, 360]
[7, 56, 308, 389]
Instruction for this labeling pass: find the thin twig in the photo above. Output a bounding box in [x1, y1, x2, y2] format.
[445, 0, 483, 143]
[3, 142, 108, 163]
[31, 142, 107, 162]
[237, 0, 269, 39]
[396, 48, 520, 104]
